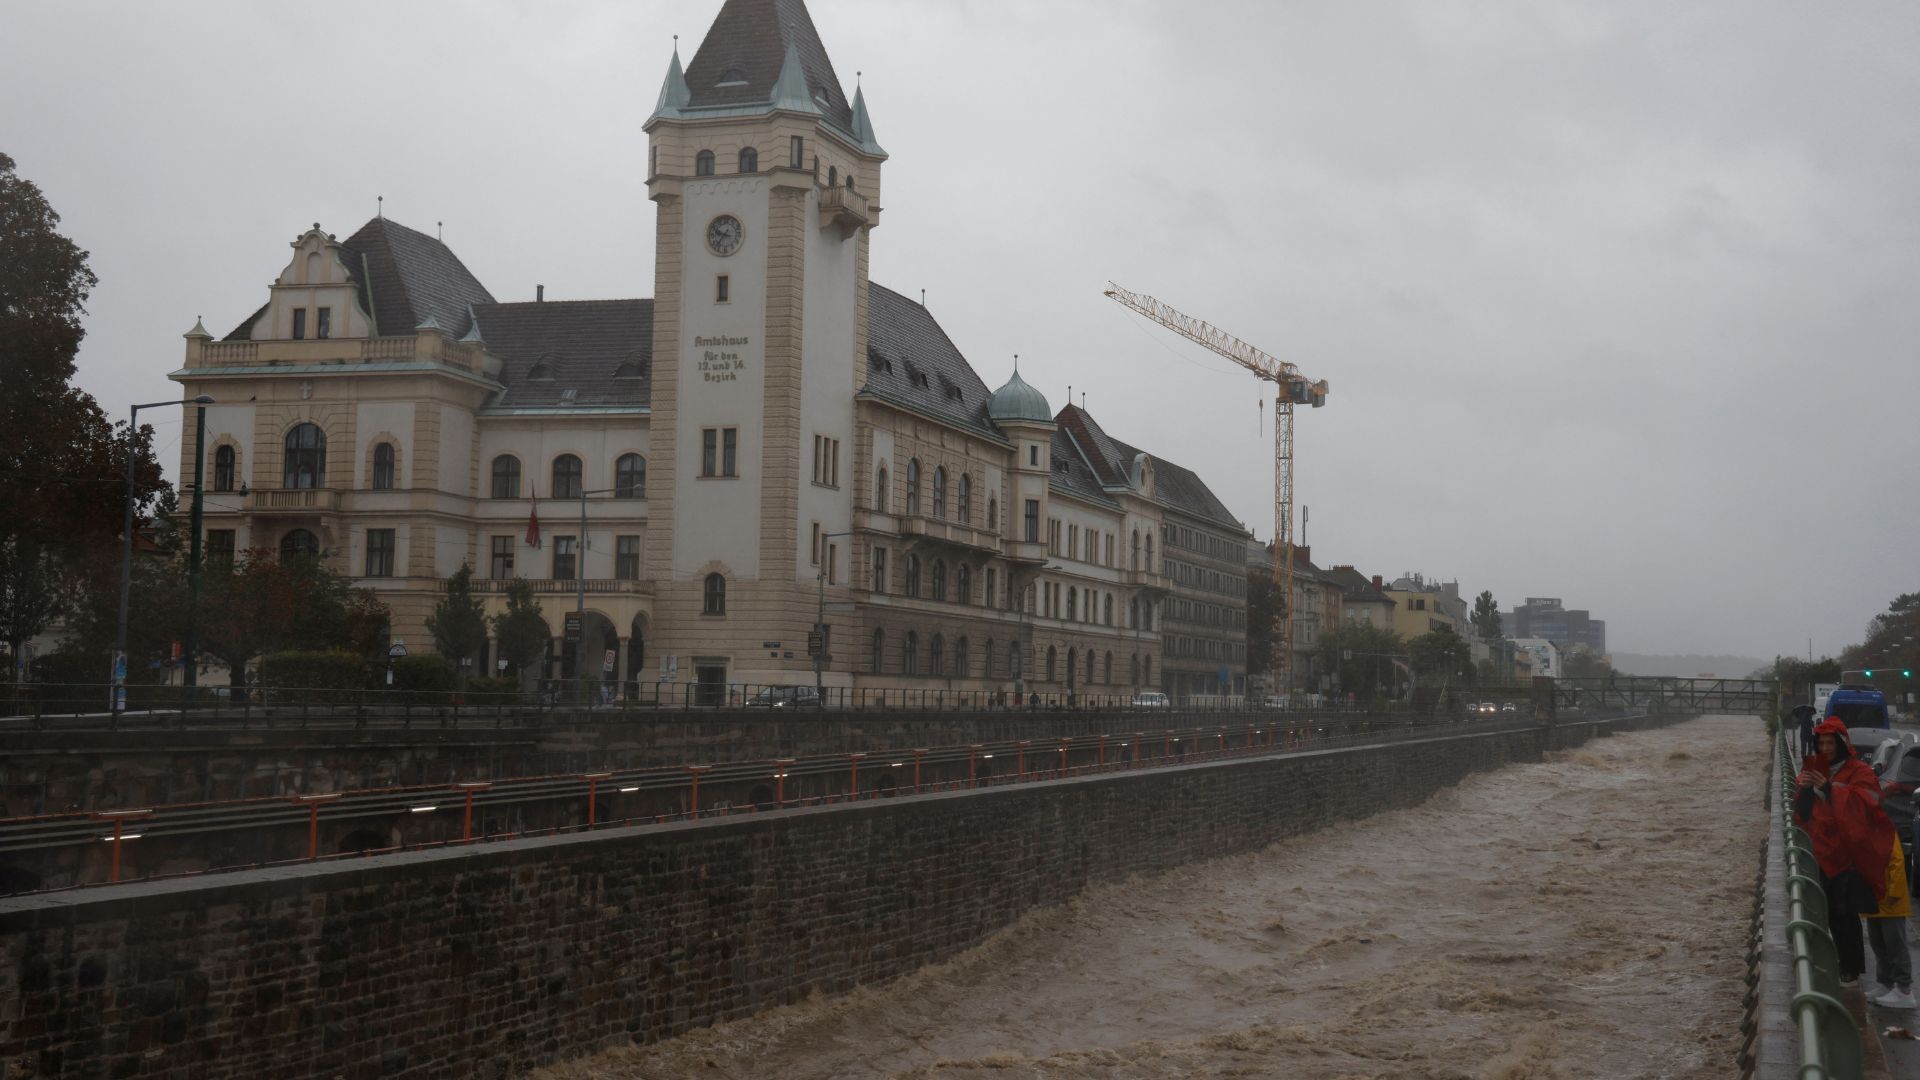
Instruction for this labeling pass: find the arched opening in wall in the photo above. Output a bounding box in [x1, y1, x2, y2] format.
[372, 442, 396, 490]
[695, 150, 715, 176]
[931, 560, 947, 602]
[876, 465, 889, 512]
[870, 628, 885, 673]
[929, 633, 945, 676]
[1067, 588, 1077, 621]
[828, 165, 837, 187]
[213, 445, 236, 492]
[987, 497, 997, 532]
[283, 423, 326, 489]
[956, 564, 971, 605]
[280, 529, 320, 563]
[564, 611, 618, 698]
[1104, 651, 1113, 685]
[491, 455, 521, 498]
[932, 467, 946, 519]
[1045, 646, 1056, 683]
[337, 828, 388, 855]
[1066, 648, 1077, 693]
[738, 147, 758, 172]
[904, 631, 919, 675]
[1130, 654, 1141, 686]
[626, 615, 647, 699]
[906, 459, 921, 515]
[954, 636, 969, 679]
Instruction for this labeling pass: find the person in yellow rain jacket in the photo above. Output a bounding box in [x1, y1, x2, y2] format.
[1865, 837, 1913, 1010]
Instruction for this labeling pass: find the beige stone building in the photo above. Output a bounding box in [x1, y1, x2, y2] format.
[169, 0, 1252, 703]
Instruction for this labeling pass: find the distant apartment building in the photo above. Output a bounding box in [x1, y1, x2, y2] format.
[1323, 566, 1396, 632]
[1506, 597, 1606, 655]
[1248, 543, 1344, 693]
[1384, 572, 1463, 640]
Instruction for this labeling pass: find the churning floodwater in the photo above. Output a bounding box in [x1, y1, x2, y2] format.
[535, 715, 1766, 1080]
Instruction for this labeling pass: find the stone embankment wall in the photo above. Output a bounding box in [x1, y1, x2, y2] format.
[0, 712, 1677, 1080]
[0, 706, 1455, 813]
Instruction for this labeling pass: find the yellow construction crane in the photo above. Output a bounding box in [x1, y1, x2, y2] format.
[1103, 282, 1328, 698]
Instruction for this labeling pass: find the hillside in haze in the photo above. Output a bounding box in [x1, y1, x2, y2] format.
[1610, 652, 1770, 679]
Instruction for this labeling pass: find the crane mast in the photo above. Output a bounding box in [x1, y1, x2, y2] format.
[1103, 283, 1327, 699]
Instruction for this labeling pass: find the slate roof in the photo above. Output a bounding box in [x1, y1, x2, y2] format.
[1050, 429, 1118, 507]
[472, 300, 652, 409]
[222, 217, 495, 340]
[1323, 565, 1398, 606]
[1054, 404, 1245, 533]
[684, 0, 853, 128]
[862, 284, 996, 435]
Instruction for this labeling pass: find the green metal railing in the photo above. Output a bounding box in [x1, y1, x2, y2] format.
[1774, 730, 1863, 1079]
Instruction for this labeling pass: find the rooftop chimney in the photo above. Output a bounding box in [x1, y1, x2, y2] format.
[536, 284, 545, 303]
[1371, 574, 1384, 590]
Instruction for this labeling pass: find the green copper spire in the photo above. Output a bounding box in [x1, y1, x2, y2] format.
[653, 40, 691, 119]
[850, 82, 886, 157]
[770, 41, 820, 115]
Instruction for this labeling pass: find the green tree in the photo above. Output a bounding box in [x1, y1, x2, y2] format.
[1470, 590, 1502, 641]
[195, 548, 375, 688]
[489, 580, 549, 689]
[1245, 568, 1283, 683]
[1562, 644, 1615, 679]
[1408, 626, 1474, 683]
[427, 564, 488, 683]
[0, 153, 168, 670]
[1317, 621, 1406, 703]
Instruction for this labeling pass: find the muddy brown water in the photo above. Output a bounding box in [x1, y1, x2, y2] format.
[532, 715, 1766, 1079]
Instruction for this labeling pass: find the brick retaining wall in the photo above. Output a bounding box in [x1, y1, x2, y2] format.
[0, 712, 1679, 1079]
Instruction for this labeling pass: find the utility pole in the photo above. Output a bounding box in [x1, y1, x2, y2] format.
[575, 485, 617, 706]
[115, 396, 212, 718]
[184, 403, 208, 687]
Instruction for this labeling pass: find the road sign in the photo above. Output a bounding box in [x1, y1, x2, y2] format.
[603, 649, 617, 673]
[807, 633, 823, 656]
[564, 612, 582, 642]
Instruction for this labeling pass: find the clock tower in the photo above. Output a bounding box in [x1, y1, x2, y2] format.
[643, 0, 887, 692]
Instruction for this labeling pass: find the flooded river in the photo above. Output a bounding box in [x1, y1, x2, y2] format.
[535, 715, 1766, 1079]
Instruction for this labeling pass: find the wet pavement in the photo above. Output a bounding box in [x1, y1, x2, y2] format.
[534, 715, 1770, 1080]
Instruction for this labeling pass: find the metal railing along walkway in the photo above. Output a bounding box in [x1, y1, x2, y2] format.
[1772, 729, 1863, 1079]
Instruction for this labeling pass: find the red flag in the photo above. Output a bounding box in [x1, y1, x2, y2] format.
[525, 480, 542, 548]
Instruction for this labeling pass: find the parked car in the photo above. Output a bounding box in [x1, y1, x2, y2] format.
[745, 685, 820, 708]
[1879, 737, 1920, 849]
[1500, 702, 1519, 713]
[1131, 691, 1171, 709]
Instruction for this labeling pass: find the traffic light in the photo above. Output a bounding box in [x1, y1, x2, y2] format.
[1865, 669, 1874, 678]
[1906, 668, 1914, 678]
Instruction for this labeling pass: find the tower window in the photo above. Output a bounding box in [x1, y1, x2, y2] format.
[790, 135, 804, 168]
[716, 275, 729, 302]
[695, 150, 715, 176]
[738, 147, 758, 172]
[212, 445, 235, 492]
[291, 308, 306, 340]
[703, 573, 727, 615]
[316, 307, 331, 339]
[828, 165, 837, 187]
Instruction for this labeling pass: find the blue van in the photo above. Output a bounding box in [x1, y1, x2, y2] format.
[1827, 685, 1890, 729]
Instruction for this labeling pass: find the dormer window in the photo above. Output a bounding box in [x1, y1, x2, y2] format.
[695, 150, 715, 177]
[614, 359, 643, 379]
[316, 307, 331, 339]
[911, 372, 929, 389]
[528, 358, 556, 381]
[291, 309, 306, 340]
[738, 147, 757, 172]
[945, 386, 964, 402]
[716, 68, 748, 87]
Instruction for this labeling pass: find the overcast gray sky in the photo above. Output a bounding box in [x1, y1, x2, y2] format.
[4, 0, 1916, 660]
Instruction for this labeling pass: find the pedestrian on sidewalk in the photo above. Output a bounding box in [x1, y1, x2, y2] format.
[1866, 836, 1914, 1009]
[1796, 716, 1900, 985]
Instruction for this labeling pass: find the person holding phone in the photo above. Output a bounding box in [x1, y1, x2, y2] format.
[1795, 716, 1899, 986]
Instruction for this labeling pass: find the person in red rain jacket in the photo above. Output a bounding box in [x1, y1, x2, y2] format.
[1795, 715, 1899, 985]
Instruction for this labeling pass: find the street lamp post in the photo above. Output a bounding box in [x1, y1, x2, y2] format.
[184, 402, 209, 688]
[114, 395, 213, 717]
[815, 531, 855, 711]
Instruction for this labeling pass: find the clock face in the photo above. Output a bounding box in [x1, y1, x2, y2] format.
[706, 215, 743, 256]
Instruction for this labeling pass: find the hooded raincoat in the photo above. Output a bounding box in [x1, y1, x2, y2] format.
[1797, 716, 1899, 905]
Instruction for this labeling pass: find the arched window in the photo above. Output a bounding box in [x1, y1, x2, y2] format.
[929, 633, 944, 676]
[905, 554, 921, 598]
[695, 150, 715, 176]
[956, 564, 971, 605]
[1104, 594, 1114, 625]
[1131, 529, 1140, 569]
[905, 459, 921, 515]
[1130, 597, 1140, 629]
[904, 631, 919, 674]
[956, 474, 971, 524]
[931, 559, 947, 602]
[955, 636, 969, 678]
[1067, 587, 1077, 621]
[1066, 647, 1077, 689]
[491, 455, 521, 499]
[985, 568, 997, 609]
[738, 146, 758, 172]
[1085, 650, 1094, 686]
[1143, 602, 1154, 632]
[212, 445, 236, 492]
[1130, 654, 1140, 685]
[932, 466, 946, 519]
[1143, 655, 1152, 684]
[703, 573, 726, 615]
[828, 165, 838, 187]
[876, 466, 889, 512]
[279, 529, 319, 562]
[1010, 642, 1022, 680]
[987, 497, 997, 532]
[1045, 646, 1057, 683]
[552, 454, 582, 499]
[283, 423, 325, 489]
[615, 453, 646, 498]
[1104, 652, 1113, 685]
[871, 629, 885, 673]
[372, 443, 395, 490]
[1146, 535, 1154, 567]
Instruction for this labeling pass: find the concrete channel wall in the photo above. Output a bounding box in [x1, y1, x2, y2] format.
[0, 711, 1682, 1080]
